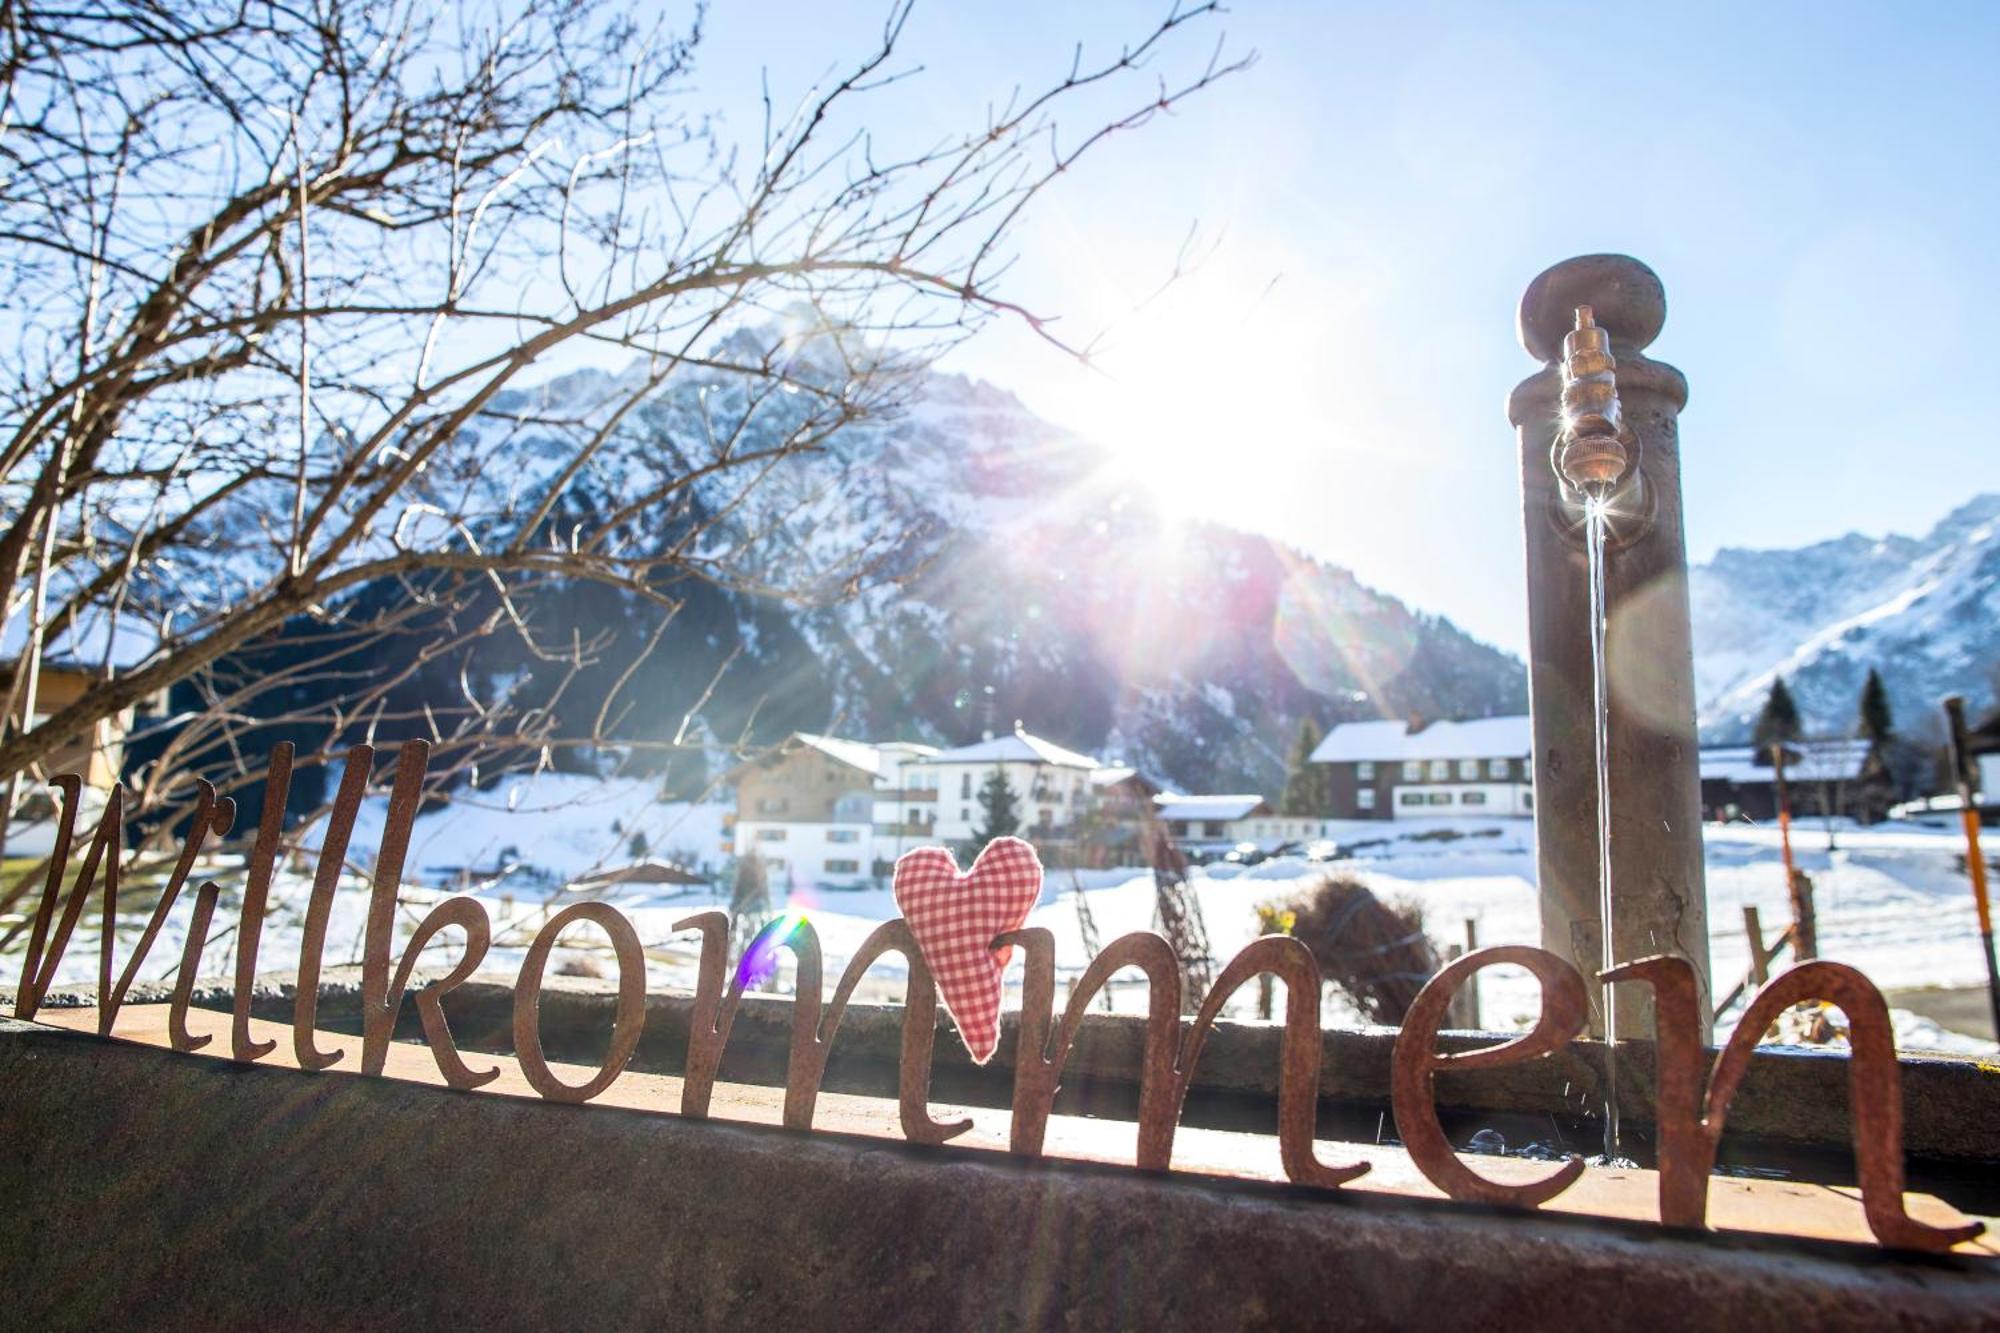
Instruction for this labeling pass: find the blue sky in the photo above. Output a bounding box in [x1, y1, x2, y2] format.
[690, 1, 2000, 654]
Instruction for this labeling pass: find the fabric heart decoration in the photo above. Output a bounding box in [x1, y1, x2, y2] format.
[893, 836, 1044, 1064]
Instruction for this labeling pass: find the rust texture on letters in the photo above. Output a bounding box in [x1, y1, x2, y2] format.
[12, 747, 1989, 1257]
[1392, 945, 1588, 1208]
[513, 901, 648, 1103]
[1608, 953, 1985, 1252]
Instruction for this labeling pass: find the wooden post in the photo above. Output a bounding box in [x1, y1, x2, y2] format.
[1791, 870, 1818, 961]
[1461, 920, 1482, 1030]
[1943, 696, 2000, 1043]
[1771, 744, 1817, 959]
[1442, 945, 1471, 1029]
[1442, 922, 1485, 1030]
[1510, 255, 1712, 1039]
[1744, 905, 1770, 985]
[1714, 906, 1798, 1018]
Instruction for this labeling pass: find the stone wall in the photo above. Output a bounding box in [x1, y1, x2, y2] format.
[3, 1017, 1996, 1331]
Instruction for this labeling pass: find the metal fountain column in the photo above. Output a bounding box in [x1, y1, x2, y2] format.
[1509, 255, 1713, 1040]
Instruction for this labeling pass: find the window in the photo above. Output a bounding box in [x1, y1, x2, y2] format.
[1488, 758, 1510, 779]
[825, 859, 860, 874]
[1429, 760, 1449, 781]
[1462, 791, 1488, 806]
[1357, 761, 1375, 781]
[1427, 792, 1451, 805]
[756, 828, 788, 842]
[960, 807, 970, 822]
[757, 796, 788, 813]
[1458, 759, 1479, 780]
[1038, 808, 1054, 827]
[827, 829, 860, 844]
[961, 773, 972, 798]
[1203, 820, 1226, 837]
[1398, 791, 1423, 807]
[1402, 761, 1422, 781]
[1522, 792, 1534, 810]
[1357, 788, 1377, 810]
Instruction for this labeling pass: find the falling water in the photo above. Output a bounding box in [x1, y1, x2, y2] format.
[1584, 495, 1620, 1161]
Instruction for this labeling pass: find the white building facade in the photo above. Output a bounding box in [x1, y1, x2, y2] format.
[732, 728, 1126, 888]
[1310, 716, 1534, 820]
[917, 729, 1102, 845]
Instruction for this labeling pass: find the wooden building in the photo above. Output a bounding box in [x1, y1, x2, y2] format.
[0, 659, 151, 791]
[1698, 739, 1894, 824]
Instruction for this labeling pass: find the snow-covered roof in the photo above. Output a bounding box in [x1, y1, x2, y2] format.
[1311, 716, 1532, 764]
[1089, 765, 1137, 787]
[920, 729, 1099, 769]
[1153, 794, 1268, 822]
[1699, 740, 1873, 785]
[791, 733, 881, 775]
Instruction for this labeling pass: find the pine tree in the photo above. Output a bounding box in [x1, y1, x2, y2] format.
[1858, 667, 1894, 748]
[971, 766, 1021, 851]
[1753, 676, 1803, 754]
[1281, 716, 1327, 816]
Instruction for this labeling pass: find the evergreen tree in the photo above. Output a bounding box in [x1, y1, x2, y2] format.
[1858, 667, 1894, 748]
[1753, 676, 1803, 754]
[1281, 716, 1327, 816]
[971, 766, 1022, 850]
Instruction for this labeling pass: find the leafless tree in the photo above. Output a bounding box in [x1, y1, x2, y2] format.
[0, 0, 1246, 856]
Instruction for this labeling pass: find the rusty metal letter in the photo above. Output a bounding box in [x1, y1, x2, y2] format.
[12, 775, 231, 1032]
[294, 745, 373, 1071]
[679, 913, 822, 1123]
[784, 918, 970, 1144]
[512, 901, 647, 1103]
[369, 896, 498, 1089]
[233, 741, 294, 1061]
[15, 778, 121, 1020]
[101, 781, 234, 1035]
[1173, 935, 1370, 1187]
[359, 739, 431, 1074]
[1607, 954, 1985, 1251]
[13, 773, 84, 1018]
[1392, 945, 1587, 1208]
[999, 928, 1181, 1166]
[168, 881, 223, 1052]
[673, 911, 731, 1118]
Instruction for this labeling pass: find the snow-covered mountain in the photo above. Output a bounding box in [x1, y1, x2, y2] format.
[417, 349, 1530, 795]
[1691, 494, 2000, 741]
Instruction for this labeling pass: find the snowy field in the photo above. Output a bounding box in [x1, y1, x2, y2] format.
[12, 774, 1996, 1054]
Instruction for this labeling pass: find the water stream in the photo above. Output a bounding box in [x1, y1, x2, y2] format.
[1584, 496, 1620, 1161]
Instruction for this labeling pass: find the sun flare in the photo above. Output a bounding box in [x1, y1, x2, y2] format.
[1069, 262, 1363, 525]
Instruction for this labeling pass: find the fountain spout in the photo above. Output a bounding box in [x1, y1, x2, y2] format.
[1555, 306, 1630, 497]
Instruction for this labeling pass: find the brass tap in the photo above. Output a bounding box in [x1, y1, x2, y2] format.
[1556, 306, 1630, 496]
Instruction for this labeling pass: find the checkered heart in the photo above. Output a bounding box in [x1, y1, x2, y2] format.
[893, 837, 1044, 1064]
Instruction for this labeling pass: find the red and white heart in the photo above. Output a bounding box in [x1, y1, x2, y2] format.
[893, 837, 1044, 1064]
